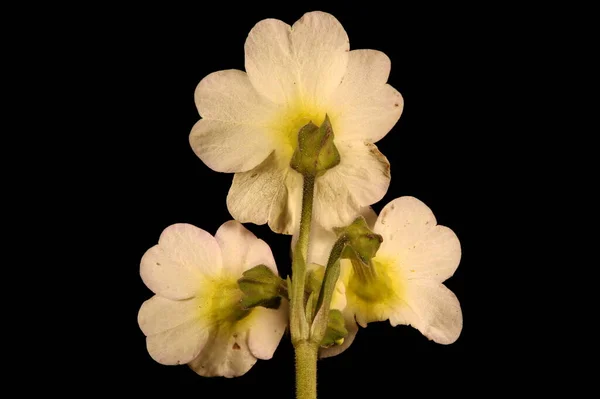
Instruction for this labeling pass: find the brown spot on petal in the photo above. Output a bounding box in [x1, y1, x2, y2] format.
[233, 343, 241, 350]
[394, 103, 400, 107]
[233, 333, 238, 338]
[380, 209, 388, 223]
[156, 262, 161, 266]
[251, 173, 258, 178]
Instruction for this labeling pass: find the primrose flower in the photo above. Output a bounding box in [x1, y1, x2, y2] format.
[312, 197, 462, 357]
[138, 221, 288, 377]
[190, 11, 403, 234]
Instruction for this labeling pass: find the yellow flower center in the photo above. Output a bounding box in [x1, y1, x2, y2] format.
[269, 101, 327, 158]
[199, 275, 251, 326]
[346, 257, 405, 324]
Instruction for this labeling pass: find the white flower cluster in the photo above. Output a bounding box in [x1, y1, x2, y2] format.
[138, 11, 462, 378]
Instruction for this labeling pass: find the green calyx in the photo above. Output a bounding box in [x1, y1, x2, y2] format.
[237, 264, 285, 310]
[290, 115, 340, 177]
[335, 216, 383, 283]
[305, 265, 348, 348]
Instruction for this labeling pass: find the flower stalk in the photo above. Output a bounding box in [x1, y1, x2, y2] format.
[291, 173, 318, 399]
[295, 341, 318, 399]
[290, 173, 315, 345]
[290, 118, 342, 398]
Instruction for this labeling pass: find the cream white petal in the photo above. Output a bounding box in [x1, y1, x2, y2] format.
[190, 119, 275, 174]
[194, 69, 277, 123]
[244, 236, 278, 274]
[227, 152, 303, 235]
[319, 311, 359, 359]
[389, 279, 462, 344]
[138, 295, 200, 336]
[247, 300, 289, 360]
[190, 69, 278, 173]
[245, 11, 349, 107]
[214, 220, 276, 276]
[216, 220, 278, 274]
[140, 224, 222, 300]
[215, 220, 253, 275]
[375, 196, 461, 282]
[145, 317, 210, 366]
[314, 141, 390, 230]
[332, 84, 403, 143]
[328, 49, 401, 143]
[305, 222, 337, 266]
[227, 153, 285, 227]
[139, 296, 209, 363]
[189, 328, 257, 378]
[334, 50, 391, 100]
[267, 167, 303, 235]
[244, 18, 294, 104]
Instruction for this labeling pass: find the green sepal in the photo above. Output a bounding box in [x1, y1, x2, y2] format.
[290, 115, 340, 177]
[305, 291, 317, 323]
[306, 264, 325, 294]
[338, 216, 383, 266]
[238, 264, 284, 310]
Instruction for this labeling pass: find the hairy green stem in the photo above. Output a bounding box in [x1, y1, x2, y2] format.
[291, 173, 317, 398]
[297, 174, 315, 258]
[295, 341, 318, 399]
[290, 174, 315, 344]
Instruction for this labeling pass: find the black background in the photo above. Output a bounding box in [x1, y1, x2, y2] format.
[110, 4, 475, 397]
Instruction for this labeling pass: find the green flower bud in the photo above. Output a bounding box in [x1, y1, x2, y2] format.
[320, 309, 348, 348]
